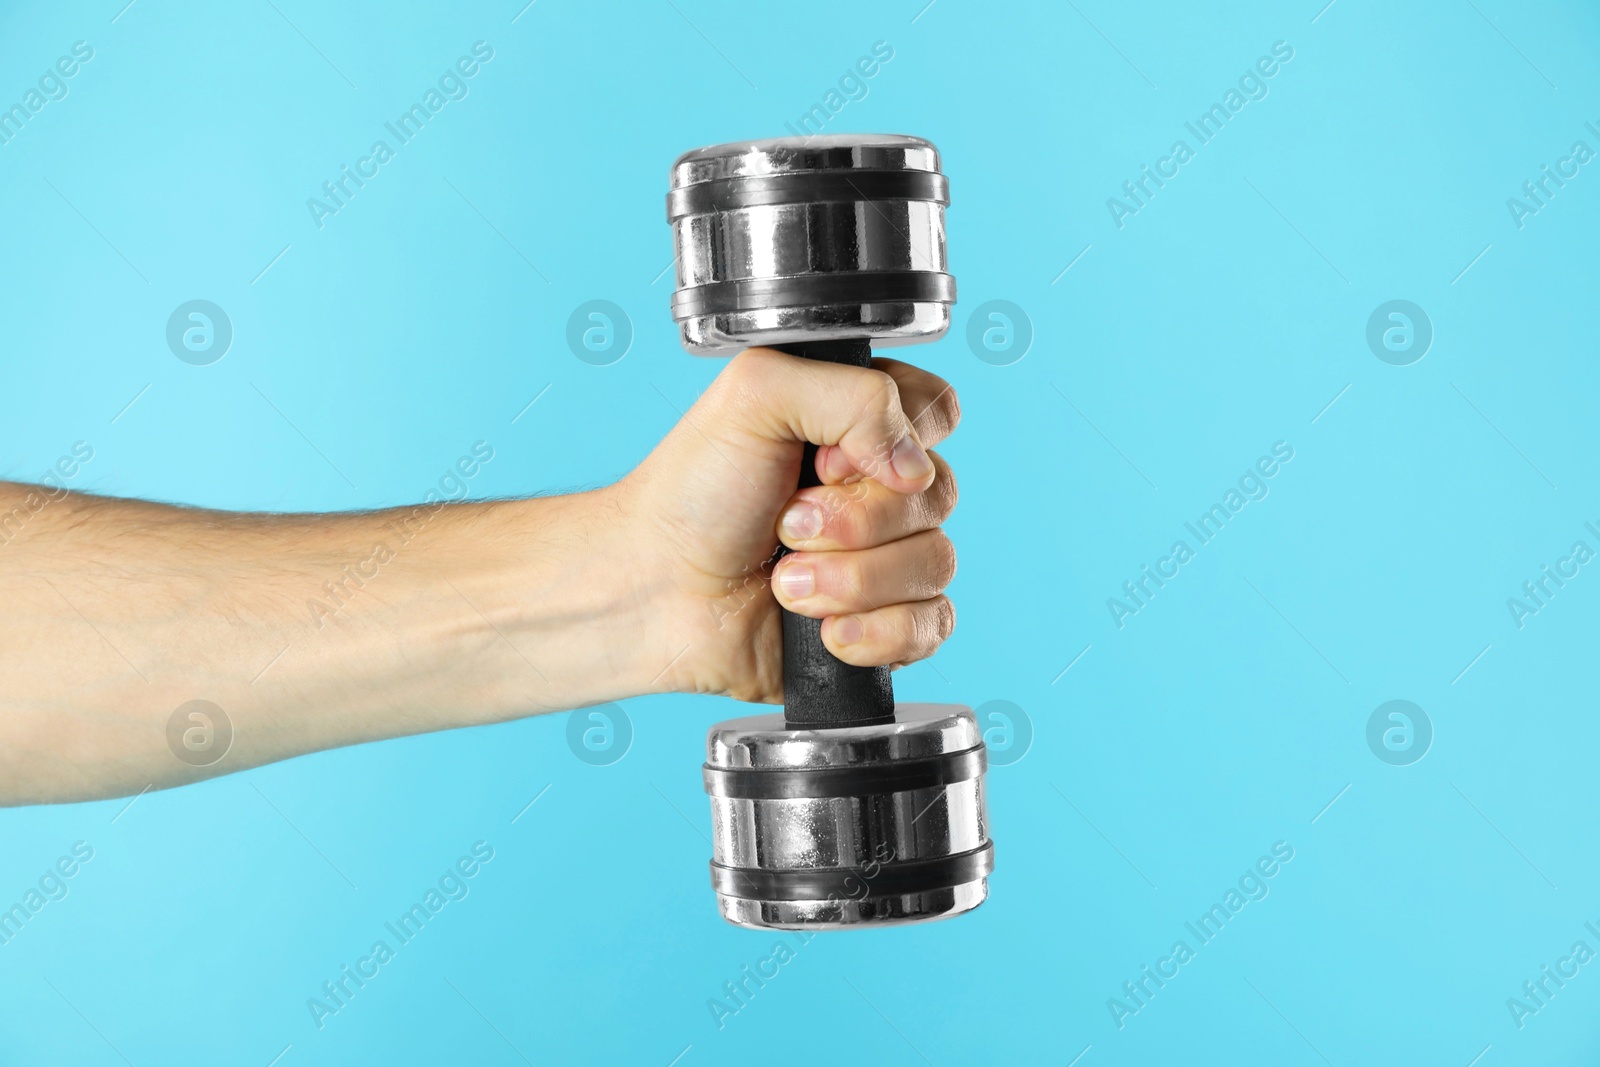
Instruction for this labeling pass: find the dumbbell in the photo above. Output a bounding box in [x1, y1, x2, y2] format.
[666, 134, 994, 929]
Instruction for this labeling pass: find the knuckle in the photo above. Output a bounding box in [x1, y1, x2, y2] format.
[908, 602, 945, 657]
[715, 349, 773, 412]
[865, 369, 902, 414]
[938, 596, 957, 640]
[838, 553, 869, 601]
[909, 378, 959, 442]
[844, 556, 870, 604]
[929, 530, 958, 585]
[724, 347, 769, 386]
[928, 459, 959, 520]
[828, 490, 870, 546]
[940, 384, 962, 433]
[855, 371, 905, 437]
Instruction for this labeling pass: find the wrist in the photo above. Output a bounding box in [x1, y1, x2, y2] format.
[458, 483, 674, 712]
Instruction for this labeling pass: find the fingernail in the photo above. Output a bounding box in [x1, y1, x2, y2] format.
[890, 435, 933, 481]
[779, 501, 823, 541]
[834, 615, 864, 645]
[776, 565, 814, 599]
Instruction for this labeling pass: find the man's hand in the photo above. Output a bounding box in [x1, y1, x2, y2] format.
[0, 346, 961, 805]
[622, 347, 961, 704]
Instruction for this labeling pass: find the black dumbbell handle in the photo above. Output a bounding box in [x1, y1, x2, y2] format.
[773, 338, 896, 729]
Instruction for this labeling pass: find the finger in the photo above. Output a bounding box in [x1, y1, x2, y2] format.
[820, 595, 956, 668]
[777, 452, 957, 551]
[874, 359, 961, 450]
[812, 443, 857, 485]
[715, 348, 937, 494]
[809, 361, 958, 484]
[772, 529, 957, 617]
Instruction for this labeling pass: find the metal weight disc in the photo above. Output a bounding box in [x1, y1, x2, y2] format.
[666, 134, 956, 355]
[703, 704, 993, 929]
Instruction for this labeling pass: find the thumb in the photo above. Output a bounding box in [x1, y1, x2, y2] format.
[713, 347, 936, 494]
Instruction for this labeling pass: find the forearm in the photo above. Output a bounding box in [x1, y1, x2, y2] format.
[0, 348, 965, 808]
[0, 482, 664, 805]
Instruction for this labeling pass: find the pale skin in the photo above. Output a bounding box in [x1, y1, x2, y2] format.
[0, 348, 960, 807]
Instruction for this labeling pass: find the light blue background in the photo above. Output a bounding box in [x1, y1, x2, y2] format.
[2, 0, 1598, 1063]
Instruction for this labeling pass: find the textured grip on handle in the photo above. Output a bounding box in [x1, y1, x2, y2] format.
[773, 338, 896, 729]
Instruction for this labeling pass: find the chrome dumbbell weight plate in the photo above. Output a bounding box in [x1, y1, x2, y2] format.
[704, 704, 994, 930]
[666, 133, 955, 355]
